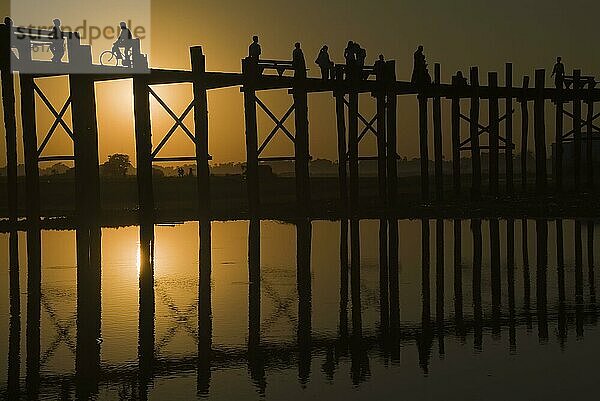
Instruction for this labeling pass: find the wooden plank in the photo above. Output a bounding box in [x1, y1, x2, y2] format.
[488, 72, 500, 196]
[573, 70, 582, 192]
[191, 47, 211, 220]
[242, 58, 260, 213]
[520, 76, 530, 192]
[433, 64, 443, 200]
[469, 67, 481, 200]
[534, 69, 547, 195]
[505, 63, 514, 194]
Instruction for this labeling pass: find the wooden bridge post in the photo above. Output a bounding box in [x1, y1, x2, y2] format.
[555, 74, 564, 192]
[573, 70, 582, 192]
[451, 76, 461, 197]
[418, 88, 429, 201]
[505, 63, 514, 194]
[534, 70, 547, 195]
[488, 72, 500, 196]
[433, 64, 443, 200]
[191, 47, 211, 219]
[334, 67, 348, 210]
[133, 75, 155, 222]
[70, 73, 101, 224]
[348, 88, 360, 212]
[520, 76, 530, 192]
[469, 67, 481, 200]
[376, 70, 387, 207]
[385, 61, 398, 206]
[1, 25, 18, 224]
[293, 79, 311, 212]
[242, 59, 260, 214]
[19, 74, 40, 224]
[585, 89, 594, 189]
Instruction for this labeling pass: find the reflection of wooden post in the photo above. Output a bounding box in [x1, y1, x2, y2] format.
[20, 74, 40, 224]
[505, 64, 514, 194]
[138, 223, 155, 400]
[334, 67, 348, 209]
[386, 61, 398, 206]
[378, 220, 389, 332]
[469, 67, 481, 199]
[296, 220, 312, 384]
[133, 76, 154, 222]
[293, 82, 311, 212]
[520, 77, 530, 192]
[191, 47, 211, 220]
[489, 72, 500, 196]
[1, 25, 18, 224]
[418, 92, 429, 201]
[242, 59, 260, 213]
[433, 64, 443, 200]
[388, 219, 400, 332]
[573, 70, 582, 192]
[534, 70, 547, 195]
[25, 228, 41, 400]
[248, 220, 261, 348]
[451, 76, 461, 196]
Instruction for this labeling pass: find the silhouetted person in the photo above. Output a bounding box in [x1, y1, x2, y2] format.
[249, 35, 261, 60]
[292, 42, 306, 78]
[411, 45, 431, 86]
[114, 22, 133, 66]
[50, 19, 65, 63]
[344, 41, 356, 66]
[374, 54, 385, 80]
[355, 43, 366, 68]
[551, 56, 565, 89]
[455, 70, 468, 86]
[315, 45, 333, 80]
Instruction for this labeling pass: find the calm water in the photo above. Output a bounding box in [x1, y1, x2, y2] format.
[0, 219, 599, 400]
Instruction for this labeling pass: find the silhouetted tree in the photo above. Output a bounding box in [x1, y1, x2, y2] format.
[101, 153, 132, 177]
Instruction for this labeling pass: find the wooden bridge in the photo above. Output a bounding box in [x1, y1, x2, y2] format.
[2, 21, 600, 227]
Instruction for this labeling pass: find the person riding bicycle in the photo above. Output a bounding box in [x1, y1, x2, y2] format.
[112, 22, 133, 67]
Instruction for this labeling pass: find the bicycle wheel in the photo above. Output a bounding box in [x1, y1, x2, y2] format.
[100, 50, 117, 66]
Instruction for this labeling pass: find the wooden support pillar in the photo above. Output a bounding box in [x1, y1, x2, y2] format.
[555, 75, 564, 192]
[133, 75, 155, 222]
[418, 92, 429, 201]
[376, 83, 387, 206]
[191, 47, 211, 220]
[573, 70, 582, 192]
[385, 61, 398, 206]
[1, 25, 18, 224]
[293, 82, 311, 213]
[334, 67, 348, 210]
[20, 74, 40, 224]
[585, 92, 594, 190]
[534, 70, 547, 195]
[488, 72, 500, 196]
[242, 59, 260, 214]
[70, 72, 101, 223]
[348, 91, 360, 212]
[469, 67, 481, 200]
[433, 64, 443, 200]
[520, 77, 530, 192]
[451, 76, 461, 197]
[505, 63, 514, 194]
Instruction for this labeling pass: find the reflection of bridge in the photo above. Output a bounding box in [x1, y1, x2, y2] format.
[3, 22, 600, 230]
[4, 218, 599, 399]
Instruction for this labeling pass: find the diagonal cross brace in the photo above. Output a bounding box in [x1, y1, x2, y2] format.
[149, 87, 196, 144]
[258, 103, 295, 155]
[458, 110, 514, 148]
[151, 100, 195, 159]
[254, 95, 296, 144]
[33, 83, 74, 149]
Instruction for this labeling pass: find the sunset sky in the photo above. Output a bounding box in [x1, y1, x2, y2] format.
[1, 0, 600, 166]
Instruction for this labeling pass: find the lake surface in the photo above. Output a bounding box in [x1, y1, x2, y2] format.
[0, 218, 599, 400]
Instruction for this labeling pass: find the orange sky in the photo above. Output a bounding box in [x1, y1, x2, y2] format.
[2, 0, 600, 166]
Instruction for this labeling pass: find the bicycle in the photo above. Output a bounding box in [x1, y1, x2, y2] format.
[100, 44, 133, 67]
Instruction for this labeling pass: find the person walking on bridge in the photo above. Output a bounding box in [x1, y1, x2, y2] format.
[551, 56, 565, 89]
[49, 18, 65, 63]
[411, 45, 431, 86]
[249, 36, 261, 60]
[292, 42, 306, 79]
[315, 45, 333, 80]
